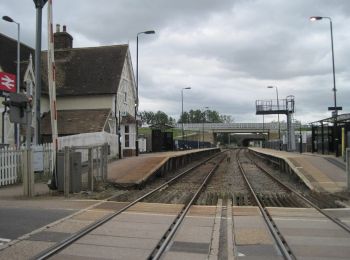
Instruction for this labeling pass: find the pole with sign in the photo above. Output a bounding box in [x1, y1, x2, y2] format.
[0, 72, 16, 93]
[0, 72, 16, 144]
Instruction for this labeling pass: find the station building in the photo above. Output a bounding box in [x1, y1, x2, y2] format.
[0, 25, 138, 158]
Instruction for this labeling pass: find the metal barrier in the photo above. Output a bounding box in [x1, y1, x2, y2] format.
[70, 143, 108, 193]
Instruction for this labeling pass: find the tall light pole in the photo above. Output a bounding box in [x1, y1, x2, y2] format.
[136, 30, 155, 156]
[267, 85, 281, 150]
[2, 15, 20, 147]
[33, 0, 48, 145]
[181, 87, 191, 147]
[262, 114, 265, 147]
[202, 106, 209, 147]
[310, 16, 340, 156]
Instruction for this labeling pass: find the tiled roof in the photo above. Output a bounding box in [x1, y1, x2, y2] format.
[41, 109, 111, 135]
[41, 45, 129, 96]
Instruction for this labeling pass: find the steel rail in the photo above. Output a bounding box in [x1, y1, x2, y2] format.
[236, 149, 293, 260]
[32, 151, 224, 260]
[247, 150, 350, 234]
[150, 154, 226, 259]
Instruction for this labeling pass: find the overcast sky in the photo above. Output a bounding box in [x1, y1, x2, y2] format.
[1, 0, 350, 123]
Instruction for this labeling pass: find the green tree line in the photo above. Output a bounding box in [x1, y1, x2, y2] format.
[140, 109, 233, 126]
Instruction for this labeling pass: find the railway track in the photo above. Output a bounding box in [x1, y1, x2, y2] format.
[245, 149, 350, 231]
[238, 149, 307, 208]
[198, 148, 309, 207]
[32, 151, 226, 260]
[236, 148, 350, 260]
[236, 148, 294, 260]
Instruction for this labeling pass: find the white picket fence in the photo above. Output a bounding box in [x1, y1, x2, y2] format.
[0, 147, 21, 187]
[0, 144, 54, 187]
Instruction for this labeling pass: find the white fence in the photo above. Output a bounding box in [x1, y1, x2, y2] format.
[0, 147, 21, 187]
[58, 132, 119, 161]
[0, 132, 119, 187]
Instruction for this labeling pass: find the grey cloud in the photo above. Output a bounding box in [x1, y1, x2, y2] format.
[1, 0, 350, 123]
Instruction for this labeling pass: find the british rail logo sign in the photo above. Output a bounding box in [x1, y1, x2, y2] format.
[0, 72, 16, 93]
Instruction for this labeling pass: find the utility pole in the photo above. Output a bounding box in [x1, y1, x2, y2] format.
[33, 0, 48, 144]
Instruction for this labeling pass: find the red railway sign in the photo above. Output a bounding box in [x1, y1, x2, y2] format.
[0, 72, 16, 93]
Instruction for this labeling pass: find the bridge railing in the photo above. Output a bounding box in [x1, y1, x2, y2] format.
[175, 122, 298, 131]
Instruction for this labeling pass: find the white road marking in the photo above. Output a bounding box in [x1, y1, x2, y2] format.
[0, 238, 11, 246]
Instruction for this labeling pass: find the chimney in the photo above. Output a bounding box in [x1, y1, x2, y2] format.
[54, 24, 73, 49]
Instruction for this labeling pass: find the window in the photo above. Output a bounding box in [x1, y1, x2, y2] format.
[125, 125, 130, 147]
[125, 135, 129, 147]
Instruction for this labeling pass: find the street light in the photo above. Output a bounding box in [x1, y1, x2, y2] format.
[310, 16, 340, 156]
[310, 16, 337, 113]
[267, 85, 281, 150]
[181, 87, 191, 147]
[202, 106, 209, 148]
[135, 30, 155, 156]
[2, 15, 20, 147]
[33, 0, 48, 145]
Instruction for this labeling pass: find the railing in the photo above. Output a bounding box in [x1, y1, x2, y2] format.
[0, 147, 21, 187]
[175, 122, 301, 131]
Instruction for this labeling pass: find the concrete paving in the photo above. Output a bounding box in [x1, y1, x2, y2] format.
[53, 202, 183, 259]
[268, 207, 350, 260]
[249, 147, 347, 192]
[162, 204, 219, 260]
[232, 206, 282, 259]
[0, 194, 125, 259]
[0, 182, 50, 198]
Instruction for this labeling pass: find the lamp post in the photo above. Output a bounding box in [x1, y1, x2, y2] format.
[202, 106, 209, 148]
[135, 30, 155, 156]
[262, 114, 265, 147]
[181, 87, 191, 147]
[267, 86, 281, 150]
[33, 0, 48, 145]
[2, 15, 20, 147]
[310, 16, 340, 156]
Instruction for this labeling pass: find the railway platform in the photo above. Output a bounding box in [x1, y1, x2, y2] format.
[249, 147, 347, 193]
[108, 148, 220, 187]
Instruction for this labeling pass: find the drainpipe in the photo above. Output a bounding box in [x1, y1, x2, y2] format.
[1, 96, 7, 144]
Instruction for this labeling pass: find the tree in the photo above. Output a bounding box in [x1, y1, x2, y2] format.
[153, 111, 169, 125]
[207, 110, 221, 123]
[179, 109, 231, 123]
[140, 110, 175, 126]
[140, 111, 155, 125]
[220, 115, 234, 123]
